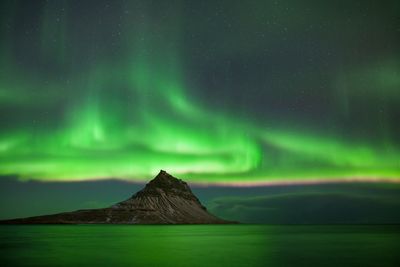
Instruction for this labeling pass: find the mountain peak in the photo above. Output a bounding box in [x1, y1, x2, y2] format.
[147, 170, 190, 190]
[157, 169, 169, 176]
[136, 170, 195, 201]
[153, 170, 179, 183]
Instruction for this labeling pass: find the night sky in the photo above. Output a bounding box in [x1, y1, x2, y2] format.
[0, 0, 399, 222]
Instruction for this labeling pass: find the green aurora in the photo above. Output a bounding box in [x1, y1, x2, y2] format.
[0, 0, 399, 185]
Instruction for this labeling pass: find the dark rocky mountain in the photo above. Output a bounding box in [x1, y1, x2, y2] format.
[1, 170, 235, 224]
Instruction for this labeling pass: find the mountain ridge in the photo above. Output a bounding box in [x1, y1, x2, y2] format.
[0, 170, 236, 224]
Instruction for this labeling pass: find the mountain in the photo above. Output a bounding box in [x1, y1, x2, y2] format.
[0, 170, 235, 224]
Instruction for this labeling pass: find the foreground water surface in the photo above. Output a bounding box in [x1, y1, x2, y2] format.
[0, 225, 399, 267]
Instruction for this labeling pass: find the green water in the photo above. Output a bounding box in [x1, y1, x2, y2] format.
[0, 225, 399, 267]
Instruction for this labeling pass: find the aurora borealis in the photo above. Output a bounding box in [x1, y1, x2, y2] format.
[0, 0, 399, 186]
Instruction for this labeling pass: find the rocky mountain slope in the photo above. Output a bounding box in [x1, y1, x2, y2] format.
[1, 170, 235, 224]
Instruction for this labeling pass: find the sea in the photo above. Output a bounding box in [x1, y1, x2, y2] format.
[0, 225, 399, 267]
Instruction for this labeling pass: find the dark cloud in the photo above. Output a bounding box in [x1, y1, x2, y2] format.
[209, 190, 400, 224]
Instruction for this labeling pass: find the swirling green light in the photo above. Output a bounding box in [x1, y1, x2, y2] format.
[0, 1, 398, 184]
